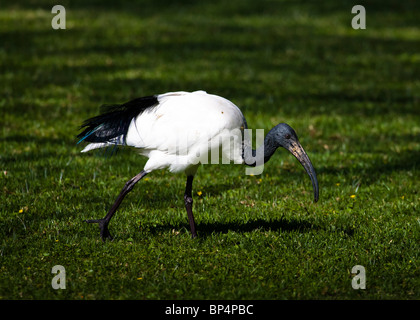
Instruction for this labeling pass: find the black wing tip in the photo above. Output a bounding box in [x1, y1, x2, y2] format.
[77, 95, 159, 144]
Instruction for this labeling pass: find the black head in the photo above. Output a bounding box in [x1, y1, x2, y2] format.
[271, 123, 299, 149]
[270, 123, 319, 202]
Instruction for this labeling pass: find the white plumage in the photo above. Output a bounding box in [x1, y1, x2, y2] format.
[81, 91, 245, 175]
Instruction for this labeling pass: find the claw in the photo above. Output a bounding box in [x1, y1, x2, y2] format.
[85, 218, 113, 241]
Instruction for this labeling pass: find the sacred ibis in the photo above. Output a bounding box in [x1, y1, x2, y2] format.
[78, 91, 319, 241]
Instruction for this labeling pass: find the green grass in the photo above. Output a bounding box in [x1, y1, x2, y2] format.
[1, 0, 419, 300]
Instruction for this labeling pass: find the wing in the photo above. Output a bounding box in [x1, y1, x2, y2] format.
[77, 95, 159, 152]
[79, 91, 246, 172]
[128, 91, 245, 155]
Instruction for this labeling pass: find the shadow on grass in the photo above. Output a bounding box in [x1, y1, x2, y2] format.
[196, 218, 315, 236]
[144, 217, 354, 238]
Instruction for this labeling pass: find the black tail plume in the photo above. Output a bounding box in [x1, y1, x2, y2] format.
[77, 95, 159, 144]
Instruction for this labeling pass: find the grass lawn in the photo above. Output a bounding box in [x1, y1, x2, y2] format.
[1, 0, 419, 300]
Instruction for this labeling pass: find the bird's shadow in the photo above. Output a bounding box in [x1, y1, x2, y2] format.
[143, 216, 352, 239]
[196, 218, 314, 236]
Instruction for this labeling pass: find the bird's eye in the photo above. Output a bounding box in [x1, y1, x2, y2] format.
[285, 134, 291, 140]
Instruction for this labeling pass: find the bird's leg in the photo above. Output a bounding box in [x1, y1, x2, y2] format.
[184, 175, 197, 238]
[86, 170, 148, 241]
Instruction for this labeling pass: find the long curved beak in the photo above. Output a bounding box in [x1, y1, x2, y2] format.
[287, 141, 319, 202]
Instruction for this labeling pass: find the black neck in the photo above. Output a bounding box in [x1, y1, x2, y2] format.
[243, 129, 278, 167]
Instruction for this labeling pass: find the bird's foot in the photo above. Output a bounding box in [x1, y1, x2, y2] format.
[85, 218, 113, 241]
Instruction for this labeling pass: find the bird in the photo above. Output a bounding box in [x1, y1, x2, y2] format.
[77, 90, 319, 241]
